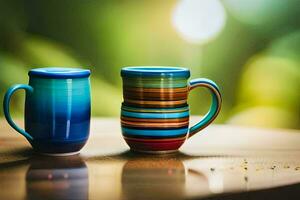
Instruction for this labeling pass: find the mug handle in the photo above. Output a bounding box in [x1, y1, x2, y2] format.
[188, 78, 222, 138]
[3, 84, 34, 141]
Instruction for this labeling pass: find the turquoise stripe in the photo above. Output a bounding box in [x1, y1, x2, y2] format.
[122, 77, 187, 88]
[121, 110, 189, 119]
[122, 127, 188, 136]
[121, 66, 190, 78]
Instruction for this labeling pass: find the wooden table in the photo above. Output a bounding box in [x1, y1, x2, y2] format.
[1, 118, 300, 200]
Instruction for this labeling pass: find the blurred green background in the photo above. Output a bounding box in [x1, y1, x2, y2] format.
[0, 0, 299, 129]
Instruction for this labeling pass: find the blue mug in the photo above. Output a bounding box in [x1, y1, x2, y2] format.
[3, 68, 91, 155]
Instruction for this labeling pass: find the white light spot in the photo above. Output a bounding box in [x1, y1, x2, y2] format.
[172, 0, 226, 44]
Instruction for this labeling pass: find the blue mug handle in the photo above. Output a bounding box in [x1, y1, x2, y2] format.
[188, 78, 222, 137]
[3, 84, 34, 141]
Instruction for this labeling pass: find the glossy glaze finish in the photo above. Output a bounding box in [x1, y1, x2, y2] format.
[120, 66, 222, 153]
[3, 67, 91, 154]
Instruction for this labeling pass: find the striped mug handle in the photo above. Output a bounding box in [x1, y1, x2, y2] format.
[188, 78, 222, 138]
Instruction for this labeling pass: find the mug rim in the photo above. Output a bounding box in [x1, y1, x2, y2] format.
[121, 66, 190, 78]
[29, 67, 91, 79]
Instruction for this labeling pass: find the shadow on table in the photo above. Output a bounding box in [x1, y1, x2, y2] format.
[87, 149, 230, 161]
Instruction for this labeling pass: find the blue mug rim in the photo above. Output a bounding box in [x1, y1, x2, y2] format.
[121, 66, 190, 78]
[29, 67, 91, 79]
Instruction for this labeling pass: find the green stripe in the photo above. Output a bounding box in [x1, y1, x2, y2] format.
[123, 77, 187, 88]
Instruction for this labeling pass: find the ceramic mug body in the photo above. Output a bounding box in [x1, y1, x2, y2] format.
[3, 68, 91, 155]
[121, 66, 222, 153]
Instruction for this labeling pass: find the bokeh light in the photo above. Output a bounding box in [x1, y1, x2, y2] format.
[223, 0, 300, 35]
[228, 106, 299, 129]
[268, 30, 300, 62]
[229, 55, 300, 129]
[172, 0, 226, 44]
[224, 0, 284, 25]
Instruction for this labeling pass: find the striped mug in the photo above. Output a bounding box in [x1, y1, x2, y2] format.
[120, 66, 222, 154]
[3, 68, 91, 155]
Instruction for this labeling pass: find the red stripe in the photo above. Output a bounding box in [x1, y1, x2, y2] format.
[125, 139, 185, 151]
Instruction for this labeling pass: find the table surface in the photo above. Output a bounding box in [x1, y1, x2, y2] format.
[1, 117, 300, 200]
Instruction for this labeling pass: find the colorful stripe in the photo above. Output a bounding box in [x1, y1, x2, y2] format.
[122, 127, 188, 136]
[121, 110, 189, 119]
[120, 67, 222, 153]
[121, 67, 191, 153]
[121, 105, 189, 113]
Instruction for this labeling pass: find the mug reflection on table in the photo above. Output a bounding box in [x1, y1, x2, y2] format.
[122, 157, 186, 199]
[120, 66, 222, 153]
[26, 156, 88, 200]
[3, 67, 91, 155]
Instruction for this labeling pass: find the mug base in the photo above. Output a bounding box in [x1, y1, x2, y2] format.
[130, 148, 178, 154]
[38, 151, 80, 157]
[30, 139, 87, 155]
